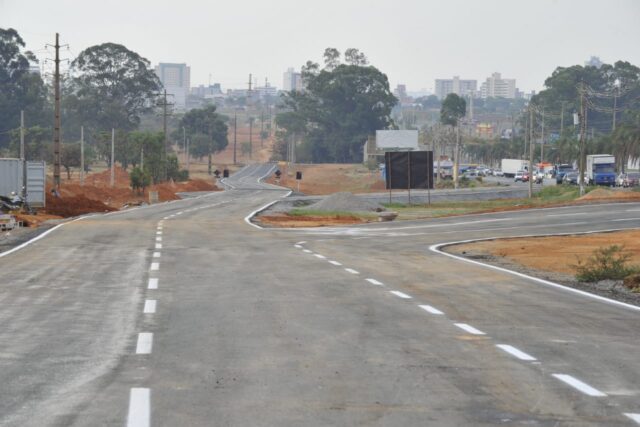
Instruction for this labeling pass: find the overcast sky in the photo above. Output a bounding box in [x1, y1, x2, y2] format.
[2, 0, 639, 94]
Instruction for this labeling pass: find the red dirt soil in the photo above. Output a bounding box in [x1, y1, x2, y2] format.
[257, 214, 370, 228]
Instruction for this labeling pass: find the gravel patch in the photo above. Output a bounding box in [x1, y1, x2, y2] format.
[307, 192, 384, 213]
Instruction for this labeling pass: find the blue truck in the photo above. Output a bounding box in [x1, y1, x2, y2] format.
[586, 154, 616, 186]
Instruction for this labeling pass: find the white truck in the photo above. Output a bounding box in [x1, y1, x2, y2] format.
[501, 159, 530, 178]
[586, 154, 616, 186]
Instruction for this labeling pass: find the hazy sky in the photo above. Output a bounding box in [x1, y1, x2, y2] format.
[2, 0, 639, 94]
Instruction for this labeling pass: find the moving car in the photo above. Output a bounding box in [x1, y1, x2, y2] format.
[514, 170, 529, 182]
[617, 172, 640, 187]
[493, 169, 504, 177]
[563, 171, 579, 185]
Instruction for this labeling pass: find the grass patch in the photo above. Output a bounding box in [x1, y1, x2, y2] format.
[573, 245, 640, 282]
[289, 208, 377, 219]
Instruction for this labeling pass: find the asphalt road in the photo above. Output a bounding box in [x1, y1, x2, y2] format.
[0, 163, 639, 426]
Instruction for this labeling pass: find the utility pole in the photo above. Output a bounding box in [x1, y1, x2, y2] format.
[20, 110, 27, 200]
[528, 105, 534, 199]
[53, 33, 61, 189]
[185, 138, 189, 171]
[248, 116, 253, 160]
[156, 89, 173, 179]
[260, 110, 265, 148]
[233, 110, 237, 165]
[80, 126, 85, 186]
[182, 126, 186, 165]
[541, 107, 545, 162]
[110, 128, 115, 188]
[560, 101, 565, 135]
[612, 86, 618, 131]
[247, 73, 253, 108]
[453, 125, 460, 190]
[140, 146, 144, 170]
[578, 83, 586, 196]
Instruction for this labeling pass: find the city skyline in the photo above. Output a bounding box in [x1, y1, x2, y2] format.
[2, 0, 639, 94]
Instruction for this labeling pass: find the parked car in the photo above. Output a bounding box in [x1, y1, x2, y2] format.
[493, 169, 504, 177]
[514, 170, 529, 182]
[563, 171, 579, 185]
[617, 172, 640, 187]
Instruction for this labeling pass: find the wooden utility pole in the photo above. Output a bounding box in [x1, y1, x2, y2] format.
[249, 116, 253, 161]
[80, 126, 85, 186]
[110, 128, 115, 188]
[260, 110, 265, 148]
[541, 107, 545, 162]
[20, 110, 27, 200]
[528, 105, 534, 199]
[53, 33, 61, 189]
[579, 83, 586, 196]
[453, 125, 460, 190]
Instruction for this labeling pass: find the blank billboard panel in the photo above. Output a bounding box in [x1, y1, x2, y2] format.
[376, 130, 419, 150]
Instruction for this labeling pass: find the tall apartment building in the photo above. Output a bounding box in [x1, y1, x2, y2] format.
[155, 63, 191, 110]
[434, 76, 477, 99]
[282, 68, 304, 92]
[480, 72, 516, 99]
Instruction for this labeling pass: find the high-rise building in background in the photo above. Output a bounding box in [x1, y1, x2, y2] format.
[434, 76, 477, 99]
[282, 68, 304, 92]
[480, 72, 516, 99]
[155, 63, 191, 110]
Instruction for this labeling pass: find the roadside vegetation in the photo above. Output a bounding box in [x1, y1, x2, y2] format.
[573, 245, 640, 289]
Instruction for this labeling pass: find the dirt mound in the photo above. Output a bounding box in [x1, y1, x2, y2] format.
[579, 188, 640, 201]
[309, 192, 383, 213]
[45, 193, 117, 217]
[258, 214, 368, 228]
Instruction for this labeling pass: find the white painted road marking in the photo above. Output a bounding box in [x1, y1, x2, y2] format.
[625, 413, 640, 424]
[155, 243, 162, 249]
[389, 290, 412, 299]
[365, 278, 384, 286]
[294, 244, 302, 249]
[127, 388, 150, 427]
[547, 212, 588, 217]
[150, 262, 159, 271]
[612, 217, 640, 222]
[156, 237, 162, 242]
[552, 374, 607, 397]
[143, 300, 157, 314]
[153, 252, 161, 258]
[419, 304, 444, 315]
[345, 268, 360, 274]
[496, 344, 537, 361]
[156, 231, 162, 235]
[296, 241, 307, 245]
[328, 260, 342, 266]
[148, 278, 158, 289]
[303, 249, 313, 254]
[454, 323, 486, 335]
[136, 333, 153, 354]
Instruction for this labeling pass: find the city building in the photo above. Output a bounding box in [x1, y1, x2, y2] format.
[434, 76, 477, 99]
[282, 68, 304, 92]
[155, 63, 191, 110]
[480, 72, 516, 99]
[255, 82, 278, 102]
[394, 84, 413, 105]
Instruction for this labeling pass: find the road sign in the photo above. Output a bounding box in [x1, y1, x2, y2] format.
[296, 171, 302, 180]
[223, 169, 229, 178]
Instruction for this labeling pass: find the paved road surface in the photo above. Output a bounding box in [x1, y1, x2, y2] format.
[0, 163, 638, 426]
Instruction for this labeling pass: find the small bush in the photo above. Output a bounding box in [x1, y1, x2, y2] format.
[573, 245, 640, 282]
[623, 273, 640, 291]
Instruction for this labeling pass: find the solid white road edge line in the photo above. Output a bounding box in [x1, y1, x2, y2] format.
[496, 344, 537, 361]
[624, 413, 640, 424]
[454, 323, 486, 335]
[419, 304, 444, 315]
[127, 388, 150, 427]
[366, 278, 384, 286]
[135, 333, 153, 354]
[552, 374, 607, 397]
[429, 228, 640, 312]
[143, 300, 157, 314]
[148, 278, 158, 289]
[390, 290, 412, 299]
[345, 268, 360, 274]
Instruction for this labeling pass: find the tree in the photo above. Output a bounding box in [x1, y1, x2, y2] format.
[179, 105, 228, 174]
[441, 94, 466, 189]
[66, 43, 162, 132]
[276, 49, 397, 163]
[130, 166, 151, 194]
[60, 142, 81, 180]
[323, 48, 341, 70]
[0, 28, 49, 147]
[344, 48, 368, 66]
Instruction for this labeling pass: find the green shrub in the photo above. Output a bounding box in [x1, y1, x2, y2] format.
[573, 245, 640, 282]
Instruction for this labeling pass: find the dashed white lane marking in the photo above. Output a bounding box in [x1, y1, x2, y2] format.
[136, 333, 153, 354]
[127, 388, 150, 427]
[150, 262, 159, 271]
[328, 260, 342, 266]
[345, 268, 359, 274]
[294, 244, 302, 249]
[625, 413, 640, 424]
[143, 300, 157, 314]
[454, 323, 486, 335]
[389, 290, 412, 299]
[314, 254, 326, 259]
[156, 237, 162, 242]
[552, 374, 607, 397]
[496, 344, 537, 361]
[156, 231, 162, 235]
[152, 252, 161, 258]
[365, 278, 384, 286]
[155, 243, 162, 249]
[302, 249, 313, 253]
[177, 211, 184, 215]
[148, 278, 158, 289]
[419, 304, 444, 315]
[296, 241, 307, 244]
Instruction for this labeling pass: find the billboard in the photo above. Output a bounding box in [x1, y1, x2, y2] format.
[385, 151, 434, 189]
[376, 130, 419, 151]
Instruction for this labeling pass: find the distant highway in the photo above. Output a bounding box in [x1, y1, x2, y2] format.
[0, 163, 638, 426]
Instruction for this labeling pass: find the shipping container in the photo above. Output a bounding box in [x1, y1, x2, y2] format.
[0, 158, 46, 207]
